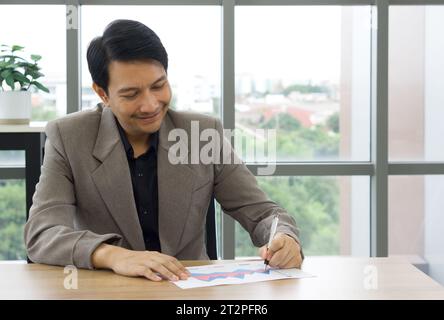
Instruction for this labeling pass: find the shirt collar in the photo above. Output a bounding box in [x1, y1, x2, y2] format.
[115, 116, 159, 158]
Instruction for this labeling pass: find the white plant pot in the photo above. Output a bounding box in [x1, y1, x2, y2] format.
[0, 91, 32, 125]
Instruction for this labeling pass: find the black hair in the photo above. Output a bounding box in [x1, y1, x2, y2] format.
[86, 19, 168, 94]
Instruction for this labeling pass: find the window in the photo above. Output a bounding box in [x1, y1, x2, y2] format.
[235, 176, 370, 257]
[389, 175, 444, 284]
[389, 6, 444, 161]
[0, 151, 24, 167]
[0, 180, 26, 260]
[0, 5, 67, 122]
[235, 6, 372, 162]
[386, 5, 444, 285]
[81, 6, 221, 118]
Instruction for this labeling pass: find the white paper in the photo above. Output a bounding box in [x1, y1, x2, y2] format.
[172, 261, 314, 289]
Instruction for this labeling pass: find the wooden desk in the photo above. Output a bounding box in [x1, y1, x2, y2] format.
[0, 257, 443, 300]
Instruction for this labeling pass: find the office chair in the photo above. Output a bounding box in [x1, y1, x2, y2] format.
[205, 194, 218, 260]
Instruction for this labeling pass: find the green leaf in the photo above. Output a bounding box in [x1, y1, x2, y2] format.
[27, 70, 44, 79]
[1, 63, 19, 70]
[16, 62, 32, 68]
[5, 74, 15, 90]
[23, 63, 39, 70]
[12, 72, 30, 85]
[0, 55, 26, 62]
[30, 54, 42, 62]
[11, 45, 24, 52]
[31, 81, 49, 93]
[22, 63, 38, 71]
[1, 69, 12, 79]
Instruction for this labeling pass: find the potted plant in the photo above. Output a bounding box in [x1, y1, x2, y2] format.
[0, 44, 49, 124]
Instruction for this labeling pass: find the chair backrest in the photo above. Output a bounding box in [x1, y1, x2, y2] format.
[205, 194, 218, 260]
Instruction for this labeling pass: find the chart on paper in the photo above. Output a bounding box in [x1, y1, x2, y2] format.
[172, 261, 314, 289]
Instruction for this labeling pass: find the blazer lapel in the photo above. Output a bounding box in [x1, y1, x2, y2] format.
[157, 113, 196, 256]
[91, 106, 145, 251]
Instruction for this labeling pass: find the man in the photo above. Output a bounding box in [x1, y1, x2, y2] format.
[24, 19, 303, 282]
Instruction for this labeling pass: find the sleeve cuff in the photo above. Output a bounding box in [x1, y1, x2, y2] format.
[72, 231, 123, 269]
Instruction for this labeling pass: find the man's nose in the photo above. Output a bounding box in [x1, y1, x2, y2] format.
[139, 90, 160, 113]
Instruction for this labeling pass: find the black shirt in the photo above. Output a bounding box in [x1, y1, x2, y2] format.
[115, 117, 161, 252]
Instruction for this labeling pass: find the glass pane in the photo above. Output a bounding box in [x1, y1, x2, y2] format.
[0, 5, 67, 122]
[235, 6, 371, 162]
[81, 6, 221, 118]
[389, 6, 444, 161]
[0, 180, 26, 260]
[234, 176, 370, 258]
[0, 151, 25, 167]
[389, 175, 444, 285]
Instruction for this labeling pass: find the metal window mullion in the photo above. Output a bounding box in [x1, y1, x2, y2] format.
[247, 163, 374, 176]
[79, 0, 222, 4]
[220, 0, 235, 260]
[0, 167, 25, 180]
[389, 162, 444, 175]
[0, 0, 222, 4]
[66, 2, 81, 114]
[390, 0, 444, 5]
[370, 0, 389, 257]
[0, 0, 65, 4]
[237, 0, 373, 5]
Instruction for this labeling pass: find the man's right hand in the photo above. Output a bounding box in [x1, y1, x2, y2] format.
[91, 243, 190, 281]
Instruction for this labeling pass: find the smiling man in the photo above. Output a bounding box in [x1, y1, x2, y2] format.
[24, 20, 303, 281]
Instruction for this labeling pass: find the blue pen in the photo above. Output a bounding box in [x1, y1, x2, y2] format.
[264, 214, 279, 270]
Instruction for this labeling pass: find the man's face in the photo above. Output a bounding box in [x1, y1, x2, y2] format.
[96, 59, 172, 137]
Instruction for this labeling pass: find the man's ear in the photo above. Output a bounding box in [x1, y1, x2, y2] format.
[92, 83, 109, 105]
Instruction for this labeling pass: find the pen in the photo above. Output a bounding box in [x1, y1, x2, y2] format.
[264, 214, 279, 270]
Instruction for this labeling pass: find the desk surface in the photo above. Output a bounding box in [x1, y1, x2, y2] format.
[1, 257, 443, 300]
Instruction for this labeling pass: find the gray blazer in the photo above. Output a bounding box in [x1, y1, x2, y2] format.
[24, 104, 300, 269]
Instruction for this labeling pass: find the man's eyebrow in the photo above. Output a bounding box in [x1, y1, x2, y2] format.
[117, 87, 139, 94]
[117, 75, 167, 95]
[152, 75, 167, 85]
